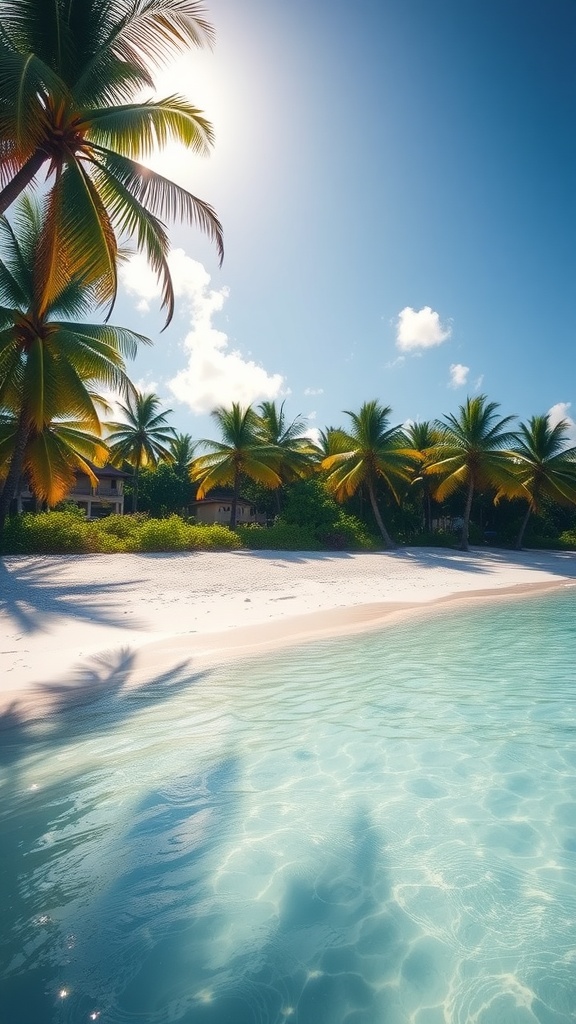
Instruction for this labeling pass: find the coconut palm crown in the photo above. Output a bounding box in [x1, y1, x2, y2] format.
[191, 403, 283, 528]
[0, 195, 148, 528]
[497, 414, 576, 549]
[107, 390, 175, 510]
[256, 400, 315, 511]
[0, 0, 223, 325]
[322, 400, 414, 548]
[426, 394, 518, 550]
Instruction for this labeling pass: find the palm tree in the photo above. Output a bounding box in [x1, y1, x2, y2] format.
[404, 420, 440, 532]
[426, 395, 518, 551]
[322, 400, 414, 549]
[0, 195, 146, 532]
[170, 432, 198, 472]
[0, 0, 223, 325]
[256, 400, 315, 512]
[190, 404, 282, 528]
[498, 415, 576, 549]
[0, 413, 109, 507]
[107, 391, 175, 511]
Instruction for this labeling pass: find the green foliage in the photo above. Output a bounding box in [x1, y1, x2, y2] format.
[136, 462, 195, 517]
[237, 523, 323, 551]
[4, 510, 94, 553]
[281, 478, 343, 531]
[2, 511, 242, 554]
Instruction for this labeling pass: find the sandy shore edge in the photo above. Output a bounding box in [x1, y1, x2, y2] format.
[132, 578, 569, 673]
[3, 548, 574, 725]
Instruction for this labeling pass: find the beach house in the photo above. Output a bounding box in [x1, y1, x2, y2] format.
[189, 492, 267, 526]
[18, 464, 129, 517]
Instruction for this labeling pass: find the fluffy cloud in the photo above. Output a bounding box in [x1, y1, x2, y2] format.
[121, 251, 285, 414]
[449, 363, 469, 388]
[548, 402, 576, 443]
[304, 387, 324, 396]
[396, 306, 451, 352]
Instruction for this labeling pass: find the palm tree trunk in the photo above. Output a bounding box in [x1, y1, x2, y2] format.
[230, 467, 240, 529]
[460, 477, 475, 551]
[515, 503, 532, 550]
[367, 479, 396, 549]
[0, 150, 47, 215]
[132, 465, 140, 513]
[0, 408, 31, 540]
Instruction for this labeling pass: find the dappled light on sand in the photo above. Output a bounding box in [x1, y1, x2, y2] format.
[1, 590, 575, 1022]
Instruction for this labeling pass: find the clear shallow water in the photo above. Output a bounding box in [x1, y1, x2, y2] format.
[1, 590, 576, 1024]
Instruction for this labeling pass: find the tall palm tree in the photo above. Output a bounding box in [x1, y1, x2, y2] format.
[498, 415, 576, 549]
[0, 0, 223, 325]
[426, 395, 517, 551]
[107, 391, 175, 511]
[322, 400, 414, 549]
[404, 420, 440, 532]
[0, 195, 146, 531]
[190, 404, 282, 528]
[256, 400, 315, 512]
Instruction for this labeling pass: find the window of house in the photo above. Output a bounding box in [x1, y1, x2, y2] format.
[110, 479, 117, 490]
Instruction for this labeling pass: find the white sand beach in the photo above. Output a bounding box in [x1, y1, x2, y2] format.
[1, 546, 575, 719]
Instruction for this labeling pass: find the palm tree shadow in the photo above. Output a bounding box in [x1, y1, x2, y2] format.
[0, 646, 206, 768]
[179, 807, 409, 1024]
[0, 556, 147, 635]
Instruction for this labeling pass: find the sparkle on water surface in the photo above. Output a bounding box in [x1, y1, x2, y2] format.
[1, 589, 575, 1023]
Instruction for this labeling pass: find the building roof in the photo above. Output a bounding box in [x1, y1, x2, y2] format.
[190, 493, 255, 507]
[81, 462, 131, 479]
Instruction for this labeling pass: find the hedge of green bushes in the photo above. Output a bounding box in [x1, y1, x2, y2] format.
[2, 512, 242, 554]
[1, 508, 378, 555]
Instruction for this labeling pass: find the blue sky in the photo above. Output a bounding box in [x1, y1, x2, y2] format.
[112, 0, 576, 442]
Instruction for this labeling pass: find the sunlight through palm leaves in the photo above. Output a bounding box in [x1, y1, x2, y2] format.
[0, 0, 223, 325]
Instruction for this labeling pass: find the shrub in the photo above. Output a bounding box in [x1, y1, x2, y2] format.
[130, 514, 191, 552]
[237, 522, 322, 550]
[319, 511, 378, 550]
[3, 510, 92, 554]
[95, 513, 148, 539]
[186, 523, 241, 550]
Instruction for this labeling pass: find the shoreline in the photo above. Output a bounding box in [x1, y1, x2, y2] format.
[2, 548, 575, 723]
[136, 577, 571, 675]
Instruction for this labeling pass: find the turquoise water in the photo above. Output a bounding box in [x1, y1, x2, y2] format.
[1, 589, 576, 1024]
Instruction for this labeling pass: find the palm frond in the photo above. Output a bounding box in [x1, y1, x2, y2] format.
[86, 97, 214, 157]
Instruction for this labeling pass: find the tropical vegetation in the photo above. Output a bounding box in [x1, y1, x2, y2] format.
[322, 400, 415, 548]
[0, 0, 223, 325]
[190, 403, 283, 529]
[107, 391, 175, 512]
[0, 1, 575, 555]
[424, 395, 519, 551]
[0, 195, 147, 530]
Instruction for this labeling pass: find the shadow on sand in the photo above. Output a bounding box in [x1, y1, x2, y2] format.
[0, 556, 147, 635]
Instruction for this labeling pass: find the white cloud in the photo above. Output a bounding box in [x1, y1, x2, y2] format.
[121, 251, 285, 415]
[548, 402, 576, 444]
[304, 387, 324, 396]
[395, 306, 451, 352]
[449, 363, 469, 388]
[307, 410, 317, 421]
[474, 374, 484, 392]
[303, 426, 321, 446]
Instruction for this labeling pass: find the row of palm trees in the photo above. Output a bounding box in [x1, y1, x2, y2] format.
[0, 0, 223, 535]
[103, 392, 576, 552]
